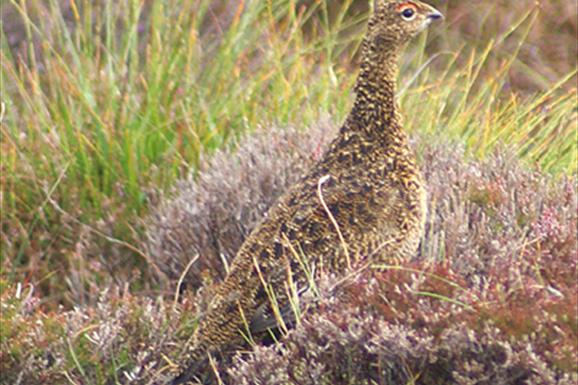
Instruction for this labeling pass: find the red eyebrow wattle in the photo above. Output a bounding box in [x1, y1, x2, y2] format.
[396, 2, 417, 11]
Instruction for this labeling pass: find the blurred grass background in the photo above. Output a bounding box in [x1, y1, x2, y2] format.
[1, 0, 576, 308]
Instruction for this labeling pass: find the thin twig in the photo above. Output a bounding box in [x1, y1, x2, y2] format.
[208, 353, 225, 385]
[399, 51, 452, 96]
[173, 254, 200, 311]
[317, 175, 351, 269]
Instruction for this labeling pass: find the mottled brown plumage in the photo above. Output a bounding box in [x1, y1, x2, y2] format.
[171, 1, 442, 383]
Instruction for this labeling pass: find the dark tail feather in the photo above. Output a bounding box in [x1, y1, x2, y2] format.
[169, 356, 209, 385]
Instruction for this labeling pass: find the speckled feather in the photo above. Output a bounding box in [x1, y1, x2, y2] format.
[171, 1, 442, 383]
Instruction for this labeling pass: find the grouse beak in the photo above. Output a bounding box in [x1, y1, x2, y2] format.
[427, 10, 444, 21]
[419, 6, 443, 31]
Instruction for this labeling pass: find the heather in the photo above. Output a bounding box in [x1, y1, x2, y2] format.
[149, 122, 577, 383]
[3, 122, 576, 384]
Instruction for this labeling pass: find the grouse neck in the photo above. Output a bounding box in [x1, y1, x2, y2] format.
[347, 45, 403, 141]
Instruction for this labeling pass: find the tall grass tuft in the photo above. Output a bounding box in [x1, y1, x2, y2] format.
[1, 0, 361, 304]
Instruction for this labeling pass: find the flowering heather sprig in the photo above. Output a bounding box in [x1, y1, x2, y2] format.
[0, 285, 198, 385]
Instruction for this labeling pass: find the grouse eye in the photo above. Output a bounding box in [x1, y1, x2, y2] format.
[402, 8, 414, 17]
[400, 6, 417, 20]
